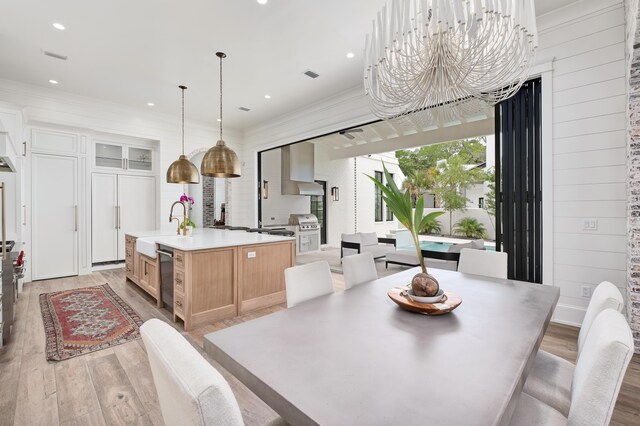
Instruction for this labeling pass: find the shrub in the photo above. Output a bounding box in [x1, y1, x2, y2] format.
[420, 217, 442, 234]
[453, 217, 486, 239]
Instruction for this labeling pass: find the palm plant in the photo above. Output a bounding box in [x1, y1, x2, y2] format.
[368, 163, 444, 274]
[420, 216, 442, 235]
[453, 217, 487, 239]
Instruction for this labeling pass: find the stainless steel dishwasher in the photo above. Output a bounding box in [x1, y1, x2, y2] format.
[156, 245, 174, 313]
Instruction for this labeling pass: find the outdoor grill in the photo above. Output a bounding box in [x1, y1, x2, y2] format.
[288, 214, 320, 232]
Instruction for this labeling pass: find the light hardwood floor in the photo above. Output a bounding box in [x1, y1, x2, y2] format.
[0, 269, 638, 426]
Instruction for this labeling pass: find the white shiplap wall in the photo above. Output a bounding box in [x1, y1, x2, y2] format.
[542, 1, 628, 324]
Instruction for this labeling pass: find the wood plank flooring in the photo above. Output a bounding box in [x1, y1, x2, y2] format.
[0, 269, 638, 426]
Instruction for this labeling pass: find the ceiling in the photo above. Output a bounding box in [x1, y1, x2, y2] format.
[313, 110, 495, 160]
[0, 0, 579, 130]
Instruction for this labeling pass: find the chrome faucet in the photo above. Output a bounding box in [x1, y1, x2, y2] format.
[169, 201, 188, 236]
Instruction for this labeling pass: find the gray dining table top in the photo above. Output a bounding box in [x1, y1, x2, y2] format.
[204, 267, 560, 426]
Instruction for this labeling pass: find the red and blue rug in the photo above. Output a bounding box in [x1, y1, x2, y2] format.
[39, 284, 143, 361]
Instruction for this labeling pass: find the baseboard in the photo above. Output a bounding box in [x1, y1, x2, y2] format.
[92, 263, 125, 272]
[551, 303, 586, 328]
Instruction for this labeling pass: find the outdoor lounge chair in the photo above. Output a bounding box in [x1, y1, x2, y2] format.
[340, 232, 396, 259]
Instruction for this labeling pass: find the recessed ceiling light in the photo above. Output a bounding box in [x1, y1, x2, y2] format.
[147, 102, 155, 107]
[257, 0, 268, 4]
[346, 52, 355, 59]
[52, 23, 65, 30]
[264, 94, 271, 99]
[49, 79, 59, 85]
[217, 118, 222, 122]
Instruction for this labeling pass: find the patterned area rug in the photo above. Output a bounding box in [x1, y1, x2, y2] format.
[39, 284, 143, 361]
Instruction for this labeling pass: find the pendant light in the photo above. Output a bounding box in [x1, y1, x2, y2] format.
[201, 52, 241, 178]
[167, 85, 200, 184]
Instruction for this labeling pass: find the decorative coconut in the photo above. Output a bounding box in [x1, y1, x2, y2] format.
[411, 273, 440, 297]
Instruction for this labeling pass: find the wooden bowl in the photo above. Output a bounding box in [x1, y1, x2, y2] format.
[387, 287, 462, 316]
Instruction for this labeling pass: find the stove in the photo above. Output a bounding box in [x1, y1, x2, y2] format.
[288, 214, 321, 254]
[288, 214, 320, 232]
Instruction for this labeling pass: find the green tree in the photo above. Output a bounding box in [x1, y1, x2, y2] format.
[396, 137, 487, 178]
[433, 156, 486, 235]
[483, 167, 496, 232]
[402, 168, 435, 207]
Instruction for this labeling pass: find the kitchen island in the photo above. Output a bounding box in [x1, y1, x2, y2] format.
[125, 229, 295, 331]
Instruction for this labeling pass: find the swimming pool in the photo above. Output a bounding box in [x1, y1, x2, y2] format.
[400, 241, 496, 252]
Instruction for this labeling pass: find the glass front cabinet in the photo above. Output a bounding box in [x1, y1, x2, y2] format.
[94, 141, 154, 173]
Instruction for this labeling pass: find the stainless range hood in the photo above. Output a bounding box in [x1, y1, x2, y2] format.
[281, 143, 324, 196]
[0, 131, 17, 173]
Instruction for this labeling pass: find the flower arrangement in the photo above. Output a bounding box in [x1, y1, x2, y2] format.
[180, 193, 195, 205]
[179, 193, 196, 230]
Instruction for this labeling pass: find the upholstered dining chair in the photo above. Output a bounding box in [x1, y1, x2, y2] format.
[510, 309, 633, 426]
[284, 261, 334, 308]
[342, 252, 378, 290]
[457, 248, 508, 279]
[522, 281, 624, 415]
[140, 319, 286, 426]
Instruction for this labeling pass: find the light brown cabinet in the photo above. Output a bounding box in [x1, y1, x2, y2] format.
[173, 241, 295, 331]
[125, 234, 295, 331]
[125, 235, 161, 307]
[139, 254, 158, 296]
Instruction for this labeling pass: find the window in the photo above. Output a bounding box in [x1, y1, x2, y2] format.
[478, 197, 484, 208]
[374, 171, 383, 222]
[386, 173, 394, 221]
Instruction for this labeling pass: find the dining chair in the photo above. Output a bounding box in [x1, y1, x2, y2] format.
[510, 309, 634, 426]
[457, 248, 508, 279]
[523, 281, 624, 415]
[140, 319, 287, 426]
[284, 261, 334, 307]
[342, 252, 378, 289]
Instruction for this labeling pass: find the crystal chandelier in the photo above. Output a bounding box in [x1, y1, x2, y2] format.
[364, 0, 538, 125]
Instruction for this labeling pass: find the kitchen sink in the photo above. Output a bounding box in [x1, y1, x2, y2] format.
[136, 238, 157, 258]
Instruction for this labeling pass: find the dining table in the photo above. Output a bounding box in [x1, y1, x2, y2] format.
[203, 267, 560, 426]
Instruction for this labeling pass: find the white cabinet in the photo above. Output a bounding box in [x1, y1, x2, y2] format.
[91, 174, 119, 263]
[91, 173, 156, 264]
[32, 129, 79, 155]
[32, 153, 78, 280]
[94, 141, 153, 172]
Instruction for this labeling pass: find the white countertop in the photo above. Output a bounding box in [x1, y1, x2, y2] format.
[126, 229, 176, 239]
[132, 228, 295, 252]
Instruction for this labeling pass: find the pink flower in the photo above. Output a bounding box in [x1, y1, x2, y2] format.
[179, 193, 195, 205]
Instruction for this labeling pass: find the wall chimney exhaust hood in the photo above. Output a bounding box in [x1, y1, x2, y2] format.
[281, 143, 324, 196]
[0, 131, 17, 173]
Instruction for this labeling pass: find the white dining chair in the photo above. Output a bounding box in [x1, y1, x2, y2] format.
[510, 309, 634, 426]
[342, 252, 378, 289]
[457, 248, 508, 279]
[284, 261, 334, 307]
[523, 281, 624, 415]
[141, 319, 286, 426]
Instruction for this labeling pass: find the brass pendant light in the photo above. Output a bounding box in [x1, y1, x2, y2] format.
[201, 52, 241, 178]
[167, 85, 200, 184]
